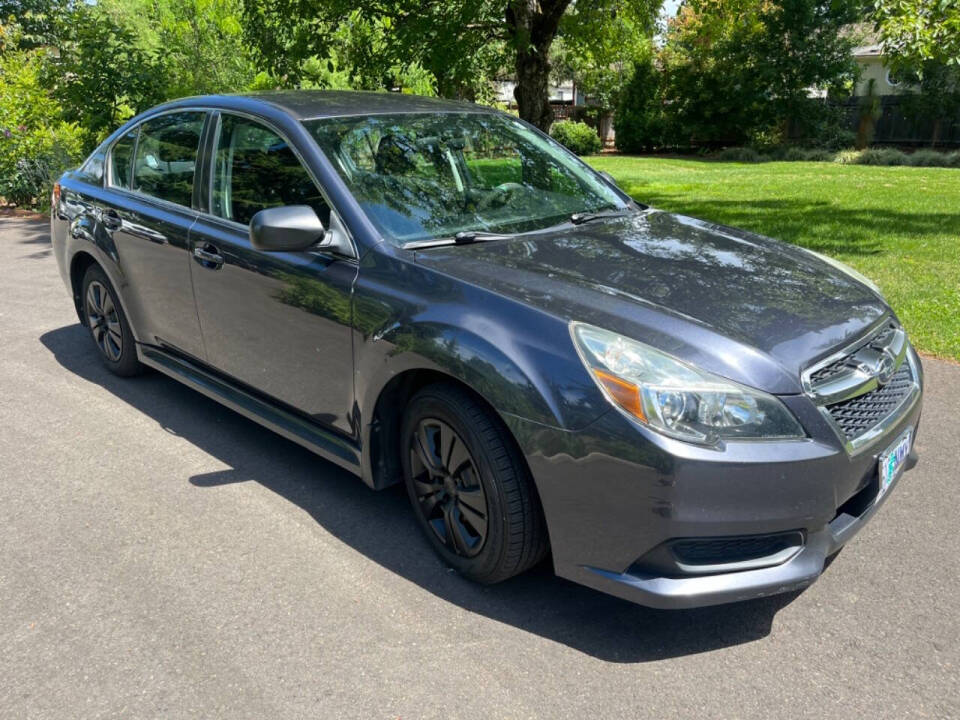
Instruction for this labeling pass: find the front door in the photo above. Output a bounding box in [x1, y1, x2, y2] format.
[188, 113, 358, 437]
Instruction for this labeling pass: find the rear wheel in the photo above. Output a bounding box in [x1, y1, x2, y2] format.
[81, 265, 142, 377]
[401, 383, 548, 583]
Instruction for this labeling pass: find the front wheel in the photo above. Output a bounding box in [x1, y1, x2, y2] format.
[401, 383, 548, 584]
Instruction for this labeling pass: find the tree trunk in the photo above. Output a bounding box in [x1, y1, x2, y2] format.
[506, 0, 571, 132]
[514, 44, 553, 130]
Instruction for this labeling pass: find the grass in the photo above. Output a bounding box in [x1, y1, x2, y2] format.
[586, 156, 960, 362]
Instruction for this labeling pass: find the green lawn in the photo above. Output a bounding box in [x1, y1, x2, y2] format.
[586, 156, 960, 362]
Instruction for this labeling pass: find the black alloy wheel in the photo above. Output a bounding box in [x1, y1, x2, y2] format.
[81, 264, 143, 377]
[409, 418, 489, 557]
[401, 383, 549, 584]
[85, 279, 123, 362]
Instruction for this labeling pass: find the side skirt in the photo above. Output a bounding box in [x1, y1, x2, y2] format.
[138, 344, 363, 476]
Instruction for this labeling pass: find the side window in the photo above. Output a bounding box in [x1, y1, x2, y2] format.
[77, 148, 106, 185]
[132, 112, 205, 207]
[212, 114, 329, 227]
[109, 130, 137, 189]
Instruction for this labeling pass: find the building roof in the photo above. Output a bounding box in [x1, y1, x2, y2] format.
[843, 22, 882, 58]
[853, 43, 883, 58]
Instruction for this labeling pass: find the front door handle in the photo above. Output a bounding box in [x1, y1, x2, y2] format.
[193, 244, 224, 269]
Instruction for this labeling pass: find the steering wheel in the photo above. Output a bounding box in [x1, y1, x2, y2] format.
[476, 182, 525, 211]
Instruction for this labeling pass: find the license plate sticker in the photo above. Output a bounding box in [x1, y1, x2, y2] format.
[878, 428, 912, 500]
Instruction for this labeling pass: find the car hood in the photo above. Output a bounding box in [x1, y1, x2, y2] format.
[412, 210, 889, 394]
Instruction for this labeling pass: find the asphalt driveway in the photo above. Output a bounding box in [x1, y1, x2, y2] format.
[1, 217, 957, 718]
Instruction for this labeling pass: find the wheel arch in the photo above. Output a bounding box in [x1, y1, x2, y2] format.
[363, 367, 534, 494]
[68, 251, 98, 322]
[68, 248, 142, 344]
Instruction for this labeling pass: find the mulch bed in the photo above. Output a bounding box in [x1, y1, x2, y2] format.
[0, 206, 47, 221]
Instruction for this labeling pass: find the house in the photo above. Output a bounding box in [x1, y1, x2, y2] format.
[845, 37, 957, 146]
[493, 80, 583, 107]
[853, 43, 913, 96]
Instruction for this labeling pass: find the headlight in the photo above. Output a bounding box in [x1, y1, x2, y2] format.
[570, 323, 805, 445]
[802, 248, 882, 296]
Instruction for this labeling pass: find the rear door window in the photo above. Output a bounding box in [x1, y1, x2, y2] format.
[109, 130, 137, 189]
[77, 148, 106, 185]
[132, 112, 206, 207]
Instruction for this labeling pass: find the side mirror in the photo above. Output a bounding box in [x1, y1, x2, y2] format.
[249, 205, 356, 258]
[598, 170, 618, 187]
[250, 205, 326, 252]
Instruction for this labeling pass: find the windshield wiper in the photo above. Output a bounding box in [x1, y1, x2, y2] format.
[401, 230, 516, 250]
[569, 208, 634, 226]
[453, 230, 516, 244]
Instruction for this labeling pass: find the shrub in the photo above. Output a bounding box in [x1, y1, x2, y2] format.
[782, 146, 808, 161]
[759, 144, 788, 160]
[948, 151, 960, 168]
[813, 125, 857, 152]
[614, 55, 666, 153]
[714, 146, 763, 163]
[550, 120, 602, 156]
[829, 148, 947, 167]
[781, 147, 833, 162]
[803, 149, 836, 162]
[0, 46, 85, 210]
[833, 149, 862, 164]
[0, 124, 84, 209]
[908, 149, 953, 167]
[856, 148, 909, 165]
[748, 127, 785, 153]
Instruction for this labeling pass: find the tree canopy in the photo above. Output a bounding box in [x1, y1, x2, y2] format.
[873, 0, 960, 70]
[872, 0, 960, 147]
[240, 0, 659, 129]
[656, 0, 861, 145]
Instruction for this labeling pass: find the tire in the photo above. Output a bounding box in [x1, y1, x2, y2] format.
[401, 383, 548, 584]
[80, 264, 142, 377]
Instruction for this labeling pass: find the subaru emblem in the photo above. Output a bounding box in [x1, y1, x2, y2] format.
[875, 350, 896, 385]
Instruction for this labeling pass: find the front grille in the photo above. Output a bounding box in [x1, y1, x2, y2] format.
[672, 532, 802, 566]
[825, 363, 914, 440]
[808, 321, 898, 386]
[809, 357, 852, 385]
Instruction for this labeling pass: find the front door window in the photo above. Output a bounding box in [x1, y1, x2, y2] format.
[212, 115, 329, 226]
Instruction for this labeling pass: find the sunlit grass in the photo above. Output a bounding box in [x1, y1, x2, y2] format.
[586, 155, 960, 362]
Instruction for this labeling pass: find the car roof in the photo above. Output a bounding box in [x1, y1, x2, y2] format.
[153, 90, 492, 121]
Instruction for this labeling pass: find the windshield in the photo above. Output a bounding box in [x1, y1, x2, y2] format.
[304, 112, 627, 245]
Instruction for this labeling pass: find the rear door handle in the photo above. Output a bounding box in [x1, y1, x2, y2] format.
[193, 245, 224, 269]
[101, 208, 123, 231]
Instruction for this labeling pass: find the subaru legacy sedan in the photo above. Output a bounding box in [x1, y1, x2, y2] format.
[51, 91, 922, 608]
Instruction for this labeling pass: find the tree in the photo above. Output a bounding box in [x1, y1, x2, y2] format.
[94, 0, 257, 98]
[242, 0, 658, 131]
[505, 0, 573, 128]
[873, 0, 960, 69]
[0, 0, 68, 48]
[51, 6, 167, 147]
[245, 11, 439, 95]
[551, 1, 656, 115]
[899, 63, 960, 148]
[613, 50, 666, 151]
[658, 0, 860, 146]
[242, 1, 506, 101]
[0, 26, 83, 207]
[873, 1, 960, 147]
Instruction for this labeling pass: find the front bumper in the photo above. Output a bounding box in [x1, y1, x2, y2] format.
[506, 352, 923, 609]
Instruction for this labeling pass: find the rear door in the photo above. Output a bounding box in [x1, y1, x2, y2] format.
[188, 112, 358, 437]
[101, 111, 208, 359]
